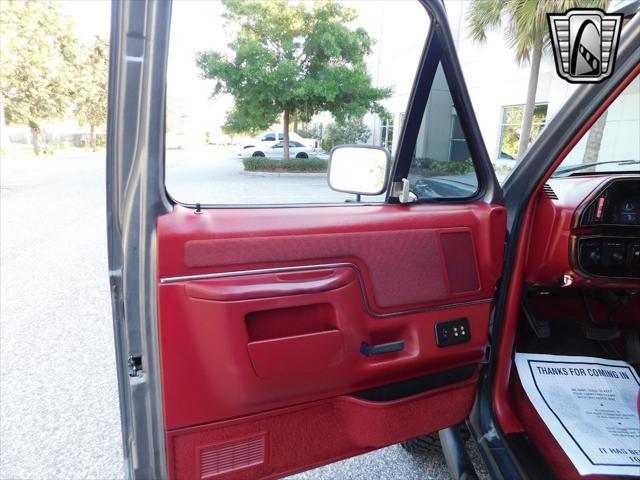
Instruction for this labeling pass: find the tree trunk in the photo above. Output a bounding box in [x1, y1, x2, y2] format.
[582, 110, 608, 168]
[30, 126, 41, 156]
[283, 109, 290, 161]
[0, 93, 9, 156]
[90, 124, 96, 151]
[517, 36, 543, 160]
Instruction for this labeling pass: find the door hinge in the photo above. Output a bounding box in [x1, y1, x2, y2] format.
[390, 178, 418, 204]
[128, 354, 143, 377]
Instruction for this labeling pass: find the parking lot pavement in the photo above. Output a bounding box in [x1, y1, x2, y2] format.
[1, 152, 124, 480]
[165, 145, 384, 204]
[0, 147, 485, 479]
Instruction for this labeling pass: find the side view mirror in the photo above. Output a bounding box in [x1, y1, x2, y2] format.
[328, 145, 391, 196]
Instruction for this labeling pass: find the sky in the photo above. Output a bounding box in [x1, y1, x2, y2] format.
[59, 0, 110, 42]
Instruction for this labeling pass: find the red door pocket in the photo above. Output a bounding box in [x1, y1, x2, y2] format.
[337, 381, 476, 448]
[247, 330, 344, 378]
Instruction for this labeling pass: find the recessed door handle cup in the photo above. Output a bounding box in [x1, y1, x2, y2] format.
[360, 340, 405, 356]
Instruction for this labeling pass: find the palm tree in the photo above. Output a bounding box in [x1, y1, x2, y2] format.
[467, 0, 608, 160]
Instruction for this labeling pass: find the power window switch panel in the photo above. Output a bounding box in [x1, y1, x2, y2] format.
[435, 318, 471, 347]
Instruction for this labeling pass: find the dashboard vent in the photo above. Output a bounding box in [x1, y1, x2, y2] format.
[581, 189, 609, 226]
[543, 183, 558, 200]
[582, 201, 598, 225]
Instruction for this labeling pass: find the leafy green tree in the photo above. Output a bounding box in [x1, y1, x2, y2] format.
[221, 107, 264, 137]
[468, 0, 608, 160]
[0, 0, 81, 154]
[75, 36, 109, 151]
[296, 123, 323, 141]
[321, 117, 371, 152]
[197, 0, 390, 160]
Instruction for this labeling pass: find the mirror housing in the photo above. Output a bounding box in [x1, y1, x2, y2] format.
[327, 145, 391, 196]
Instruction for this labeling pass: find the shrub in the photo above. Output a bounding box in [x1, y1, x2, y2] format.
[411, 157, 434, 169]
[296, 124, 322, 140]
[243, 156, 328, 173]
[412, 157, 475, 175]
[320, 118, 370, 152]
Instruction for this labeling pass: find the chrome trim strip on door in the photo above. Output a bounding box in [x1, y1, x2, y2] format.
[160, 263, 493, 318]
[160, 263, 354, 284]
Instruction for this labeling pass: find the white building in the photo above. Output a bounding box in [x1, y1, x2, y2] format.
[355, 0, 639, 167]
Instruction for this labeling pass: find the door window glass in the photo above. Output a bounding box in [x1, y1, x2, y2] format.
[553, 76, 639, 176]
[164, 0, 431, 205]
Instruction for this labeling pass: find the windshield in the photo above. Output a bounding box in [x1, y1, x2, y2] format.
[552, 76, 639, 177]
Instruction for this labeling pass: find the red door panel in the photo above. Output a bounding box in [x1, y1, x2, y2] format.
[156, 201, 505, 478]
[158, 203, 505, 310]
[168, 379, 478, 480]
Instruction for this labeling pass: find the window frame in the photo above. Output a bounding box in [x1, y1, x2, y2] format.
[388, 27, 499, 205]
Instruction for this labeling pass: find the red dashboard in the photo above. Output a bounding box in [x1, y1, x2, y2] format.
[525, 174, 640, 289]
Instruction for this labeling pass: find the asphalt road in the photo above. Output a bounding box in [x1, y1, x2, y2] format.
[1, 152, 124, 479]
[0, 148, 487, 479]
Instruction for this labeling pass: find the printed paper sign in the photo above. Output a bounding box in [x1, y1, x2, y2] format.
[515, 353, 640, 476]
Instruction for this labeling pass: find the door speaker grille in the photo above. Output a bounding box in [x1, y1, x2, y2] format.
[198, 433, 266, 479]
[440, 231, 480, 293]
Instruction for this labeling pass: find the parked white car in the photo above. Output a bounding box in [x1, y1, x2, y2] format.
[240, 131, 318, 150]
[241, 140, 319, 159]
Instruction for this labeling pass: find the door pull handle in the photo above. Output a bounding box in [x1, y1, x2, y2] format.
[360, 340, 405, 356]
